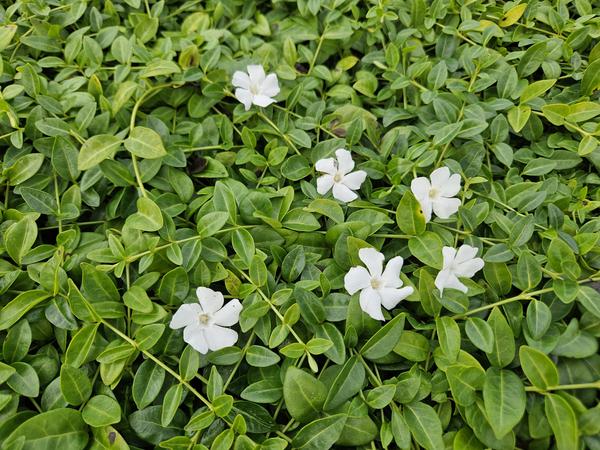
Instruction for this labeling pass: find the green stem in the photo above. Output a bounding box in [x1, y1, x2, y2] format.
[526, 380, 600, 393]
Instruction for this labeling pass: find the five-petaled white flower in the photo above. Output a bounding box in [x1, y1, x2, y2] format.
[344, 248, 414, 321]
[232, 64, 280, 111]
[316, 149, 367, 203]
[435, 245, 484, 296]
[170, 287, 242, 354]
[410, 167, 461, 223]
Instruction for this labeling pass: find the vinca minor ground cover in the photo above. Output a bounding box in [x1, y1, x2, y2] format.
[1, 0, 600, 449]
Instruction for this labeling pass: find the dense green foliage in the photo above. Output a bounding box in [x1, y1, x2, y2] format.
[1, 0, 600, 449]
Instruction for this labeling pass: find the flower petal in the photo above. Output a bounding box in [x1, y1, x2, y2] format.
[379, 286, 413, 310]
[246, 64, 266, 84]
[342, 170, 367, 190]
[410, 176, 431, 201]
[435, 269, 467, 295]
[456, 257, 484, 278]
[234, 88, 253, 111]
[381, 256, 405, 288]
[260, 73, 280, 97]
[335, 148, 355, 174]
[410, 177, 433, 222]
[205, 325, 239, 351]
[332, 183, 358, 203]
[183, 325, 209, 354]
[317, 175, 334, 195]
[429, 167, 451, 189]
[358, 247, 384, 278]
[232, 71, 251, 89]
[455, 245, 479, 264]
[197, 287, 224, 314]
[213, 299, 243, 327]
[359, 287, 385, 321]
[440, 173, 461, 197]
[315, 157, 336, 175]
[344, 266, 372, 295]
[432, 197, 461, 219]
[170, 303, 202, 329]
[252, 94, 276, 108]
[442, 246, 457, 269]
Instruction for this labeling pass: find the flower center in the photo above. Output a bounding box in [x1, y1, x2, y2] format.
[198, 313, 211, 326]
[333, 172, 343, 183]
[428, 188, 439, 199]
[249, 83, 259, 95]
[370, 277, 383, 290]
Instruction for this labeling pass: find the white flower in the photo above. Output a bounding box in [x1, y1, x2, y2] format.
[232, 64, 280, 111]
[344, 247, 414, 321]
[315, 149, 367, 203]
[410, 167, 461, 223]
[435, 245, 484, 296]
[169, 287, 242, 354]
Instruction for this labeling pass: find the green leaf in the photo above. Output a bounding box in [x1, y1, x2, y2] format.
[7, 361, 39, 397]
[60, 364, 92, 405]
[483, 367, 526, 439]
[3, 409, 88, 450]
[197, 211, 229, 237]
[294, 286, 325, 325]
[82, 395, 121, 427]
[436, 316, 461, 362]
[366, 384, 396, 409]
[526, 300, 552, 340]
[396, 191, 426, 236]
[0, 290, 50, 330]
[132, 360, 166, 409]
[408, 232, 443, 269]
[5, 216, 37, 265]
[232, 228, 255, 266]
[19, 187, 57, 215]
[582, 59, 600, 95]
[291, 414, 347, 450]
[6, 153, 44, 185]
[246, 345, 281, 367]
[576, 286, 600, 319]
[125, 126, 167, 159]
[485, 307, 515, 368]
[507, 105, 531, 132]
[283, 367, 327, 423]
[519, 346, 558, 389]
[404, 402, 444, 450]
[465, 317, 494, 353]
[545, 394, 579, 450]
[161, 384, 184, 427]
[520, 79, 556, 103]
[127, 197, 164, 232]
[324, 356, 365, 410]
[360, 313, 405, 360]
[78, 135, 122, 170]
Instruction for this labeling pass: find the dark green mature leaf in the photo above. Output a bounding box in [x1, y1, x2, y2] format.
[545, 394, 579, 450]
[324, 356, 365, 410]
[60, 365, 92, 406]
[519, 346, 558, 389]
[132, 360, 165, 409]
[361, 313, 405, 360]
[404, 402, 444, 450]
[283, 367, 327, 422]
[0, 290, 50, 330]
[291, 414, 347, 450]
[3, 409, 88, 450]
[483, 368, 526, 439]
